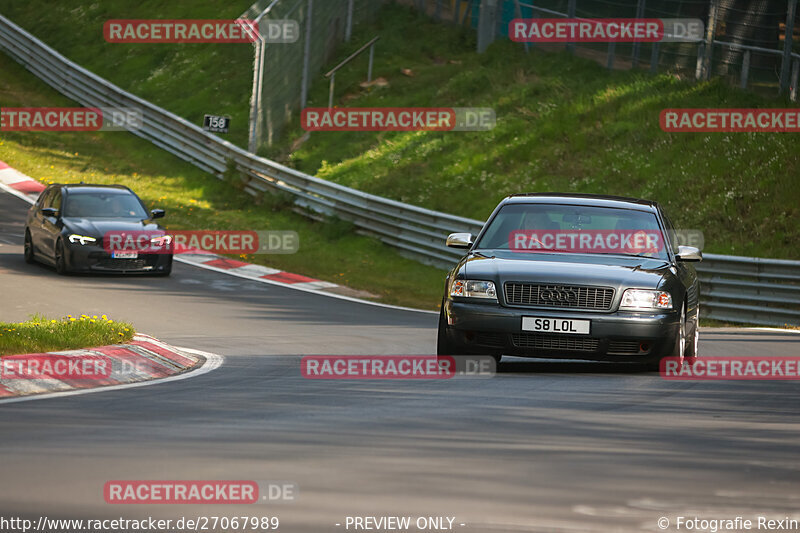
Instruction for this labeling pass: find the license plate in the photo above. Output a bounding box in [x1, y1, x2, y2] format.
[522, 317, 590, 335]
[112, 251, 138, 259]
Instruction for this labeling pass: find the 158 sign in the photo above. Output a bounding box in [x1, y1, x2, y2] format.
[203, 114, 230, 133]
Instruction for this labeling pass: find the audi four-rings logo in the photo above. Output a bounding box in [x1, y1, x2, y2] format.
[539, 287, 579, 302]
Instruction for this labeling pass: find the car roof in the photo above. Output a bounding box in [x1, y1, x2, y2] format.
[56, 184, 134, 195]
[501, 193, 659, 212]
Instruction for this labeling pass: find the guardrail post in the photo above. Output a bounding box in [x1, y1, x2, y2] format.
[436, 0, 444, 20]
[650, 42, 660, 73]
[300, 0, 314, 109]
[631, 0, 646, 67]
[566, 0, 576, 54]
[453, 0, 461, 23]
[780, 0, 798, 94]
[740, 49, 751, 89]
[790, 58, 800, 101]
[607, 42, 616, 69]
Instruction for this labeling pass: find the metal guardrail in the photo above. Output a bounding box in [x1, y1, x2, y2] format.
[0, 14, 480, 268]
[0, 14, 798, 327]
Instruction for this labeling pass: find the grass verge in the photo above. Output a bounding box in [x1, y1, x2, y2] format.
[0, 53, 447, 310]
[0, 314, 135, 356]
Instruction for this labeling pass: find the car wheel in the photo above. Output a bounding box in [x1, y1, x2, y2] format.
[684, 303, 699, 364]
[54, 239, 69, 275]
[649, 304, 685, 371]
[436, 307, 458, 356]
[23, 230, 35, 264]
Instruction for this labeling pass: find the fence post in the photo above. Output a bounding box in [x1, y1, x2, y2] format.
[436, 0, 443, 20]
[650, 42, 660, 73]
[477, 0, 498, 53]
[740, 49, 750, 89]
[607, 42, 616, 69]
[780, 0, 798, 94]
[631, 0, 646, 67]
[566, 0, 576, 54]
[513, 0, 530, 52]
[328, 72, 336, 109]
[454, 0, 461, 23]
[695, 41, 705, 80]
[701, 0, 719, 80]
[791, 58, 800, 101]
[300, 0, 313, 109]
[345, 0, 354, 42]
[367, 41, 375, 81]
[248, 37, 264, 153]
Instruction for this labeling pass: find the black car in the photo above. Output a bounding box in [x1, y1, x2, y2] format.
[437, 194, 701, 369]
[23, 184, 172, 275]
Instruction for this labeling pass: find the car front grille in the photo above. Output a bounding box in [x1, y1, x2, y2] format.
[511, 334, 599, 352]
[94, 259, 149, 271]
[473, 332, 505, 348]
[607, 340, 651, 355]
[504, 283, 614, 310]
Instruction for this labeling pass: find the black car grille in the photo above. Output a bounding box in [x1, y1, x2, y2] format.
[511, 334, 599, 352]
[94, 259, 149, 271]
[473, 332, 505, 348]
[607, 340, 651, 355]
[504, 283, 614, 310]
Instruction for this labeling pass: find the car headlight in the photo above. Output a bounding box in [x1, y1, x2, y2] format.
[450, 280, 497, 300]
[620, 289, 673, 310]
[68, 234, 97, 245]
[150, 235, 172, 247]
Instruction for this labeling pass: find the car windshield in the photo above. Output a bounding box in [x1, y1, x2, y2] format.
[475, 203, 669, 260]
[62, 191, 148, 218]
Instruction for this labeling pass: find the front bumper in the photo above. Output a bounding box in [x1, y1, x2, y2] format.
[63, 244, 172, 274]
[444, 299, 679, 361]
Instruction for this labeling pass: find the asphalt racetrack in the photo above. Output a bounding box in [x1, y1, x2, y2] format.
[1, 188, 799, 532]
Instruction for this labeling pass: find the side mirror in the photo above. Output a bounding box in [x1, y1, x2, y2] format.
[150, 209, 165, 219]
[40, 207, 58, 218]
[675, 245, 702, 262]
[446, 232, 474, 249]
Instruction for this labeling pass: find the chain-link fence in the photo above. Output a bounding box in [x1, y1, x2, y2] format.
[406, 0, 800, 97]
[241, 0, 385, 151]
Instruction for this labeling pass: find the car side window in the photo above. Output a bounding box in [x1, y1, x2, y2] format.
[660, 210, 679, 254]
[51, 190, 62, 212]
[38, 188, 53, 209]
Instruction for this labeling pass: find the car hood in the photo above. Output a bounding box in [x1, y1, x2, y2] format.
[63, 217, 162, 237]
[461, 250, 673, 290]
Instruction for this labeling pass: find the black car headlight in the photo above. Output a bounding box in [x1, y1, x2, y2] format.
[68, 234, 97, 245]
[451, 280, 497, 301]
[620, 289, 673, 310]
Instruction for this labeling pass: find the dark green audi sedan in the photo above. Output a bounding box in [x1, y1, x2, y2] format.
[437, 193, 701, 369]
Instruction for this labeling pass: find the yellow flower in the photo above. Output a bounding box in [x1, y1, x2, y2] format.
[101, 315, 108, 319]
[50, 319, 57, 323]
[70, 318, 76, 322]
[92, 315, 98, 319]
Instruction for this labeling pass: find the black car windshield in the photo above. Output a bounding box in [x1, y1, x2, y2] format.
[475, 203, 669, 260]
[62, 191, 148, 218]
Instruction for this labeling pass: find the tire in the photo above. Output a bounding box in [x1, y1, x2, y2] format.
[649, 304, 686, 371]
[54, 239, 69, 275]
[436, 307, 502, 364]
[23, 230, 35, 264]
[436, 307, 458, 356]
[684, 303, 699, 364]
